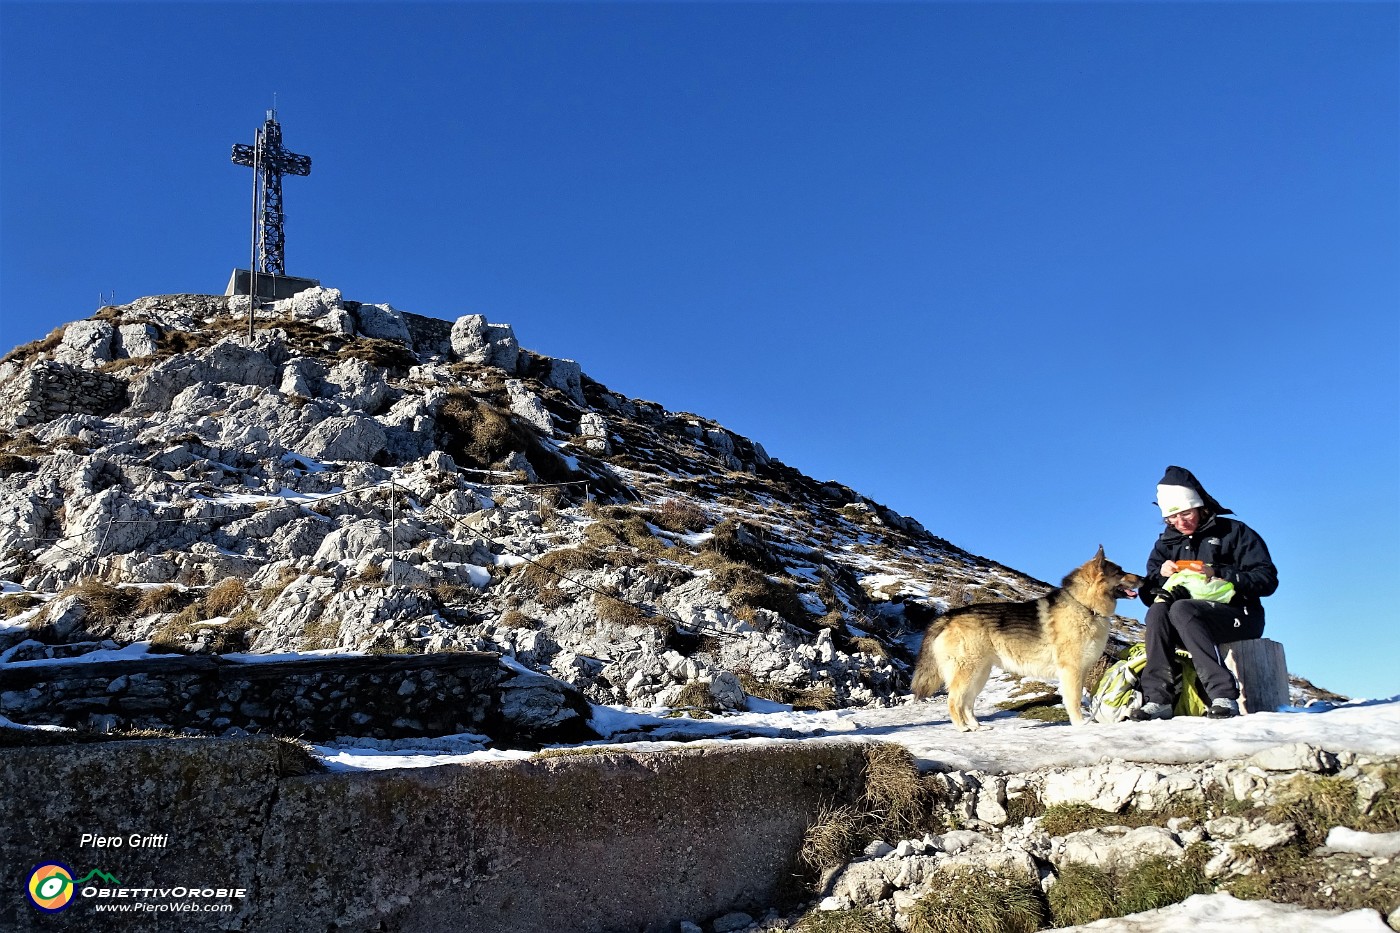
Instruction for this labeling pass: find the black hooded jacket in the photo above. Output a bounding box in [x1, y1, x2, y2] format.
[1141, 468, 1278, 636]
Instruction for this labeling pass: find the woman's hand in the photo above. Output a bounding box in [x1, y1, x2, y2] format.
[1160, 560, 1179, 577]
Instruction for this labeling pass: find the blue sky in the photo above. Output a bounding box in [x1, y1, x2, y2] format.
[1, 2, 1396, 700]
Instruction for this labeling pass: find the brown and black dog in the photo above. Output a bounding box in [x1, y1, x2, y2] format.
[912, 547, 1142, 731]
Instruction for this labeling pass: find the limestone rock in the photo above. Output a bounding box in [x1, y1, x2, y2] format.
[578, 411, 611, 453]
[939, 829, 992, 854]
[507, 380, 554, 436]
[1056, 825, 1184, 870]
[325, 358, 391, 413]
[130, 336, 282, 413]
[542, 357, 585, 405]
[53, 320, 116, 367]
[711, 912, 754, 933]
[117, 323, 161, 359]
[832, 858, 897, 906]
[1042, 763, 1203, 812]
[451, 314, 521, 372]
[938, 847, 1040, 886]
[280, 358, 325, 397]
[296, 415, 387, 462]
[1247, 742, 1339, 774]
[277, 286, 346, 325]
[352, 302, 413, 345]
[495, 664, 592, 740]
[705, 670, 746, 710]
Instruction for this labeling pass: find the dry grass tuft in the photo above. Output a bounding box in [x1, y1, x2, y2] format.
[672, 681, 722, 712]
[1364, 765, 1400, 831]
[299, 616, 341, 651]
[799, 742, 944, 884]
[850, 636, 888, 658]
[133, 585, 190, 617]
[149, 605, 257, 654]
[1, 325, 67, 364]
[800, 803, 868, 872]
[697, 557, 811, 625]
[907, 869, 1046, 933]
[0, 453, 36, 476]
[737, 673, 841, 713]
[437, 389, 550, 473]
[647, 498, 709, 533]
[700, 519, 783, 573]
[519, 546, 609, 591]
[64, 579, 139, 626]
[996, 691, 1071, 724]
[0, 592, 42, 619]
[498, 608, 536, 629]
[593, 592, 657, 628]
[202, 578, 248, 616]
[339, 337, 417, 371]
[583, 510, 667, 558]
[861, 744, 930, 838]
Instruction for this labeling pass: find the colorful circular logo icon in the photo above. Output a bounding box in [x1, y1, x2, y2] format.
[27, 862, 76, 913]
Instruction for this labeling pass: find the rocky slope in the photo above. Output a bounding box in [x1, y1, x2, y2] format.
[779, 742, 1400, 932]
[2, 289, 1381, 932]
[0, 288, 1060, 713]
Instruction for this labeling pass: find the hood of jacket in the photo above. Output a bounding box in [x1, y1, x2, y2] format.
[1156, 465, 1233, 517]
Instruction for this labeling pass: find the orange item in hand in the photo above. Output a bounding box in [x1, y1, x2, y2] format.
[1175, 560, 1205, 573]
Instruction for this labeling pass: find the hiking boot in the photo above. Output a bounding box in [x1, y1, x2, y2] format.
[1131, 701, 1173, 721]
[1208, 698, 1239, 719]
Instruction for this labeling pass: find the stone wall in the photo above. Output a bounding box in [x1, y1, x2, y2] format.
[0, 359, 128, 429]
[0, 652, 594, 746]
[402, 309, 455, 358]
[0, 735, 867, 932]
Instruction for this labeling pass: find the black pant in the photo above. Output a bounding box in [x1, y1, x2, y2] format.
[1141, 599, 1258, 705]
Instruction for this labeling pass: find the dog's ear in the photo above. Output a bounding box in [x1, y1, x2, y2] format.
[1093, 544, 1105, 563]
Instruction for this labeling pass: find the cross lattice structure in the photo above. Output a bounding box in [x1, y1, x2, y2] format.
[232, 109, 311, 278]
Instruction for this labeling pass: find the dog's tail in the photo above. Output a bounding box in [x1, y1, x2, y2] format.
[911, 618, 948, 700]
[911, 661, 944, 701]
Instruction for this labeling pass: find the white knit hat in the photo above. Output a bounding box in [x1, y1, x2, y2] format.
[1157, 484, 1204, 518]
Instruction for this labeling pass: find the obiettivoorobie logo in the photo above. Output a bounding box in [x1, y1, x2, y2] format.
[26, 863, 121, 913]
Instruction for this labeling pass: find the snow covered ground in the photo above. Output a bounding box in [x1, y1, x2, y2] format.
[1045, 891, 1392, 932]
[312, 676, 1400, 777]
[304, 686, 1400, 933]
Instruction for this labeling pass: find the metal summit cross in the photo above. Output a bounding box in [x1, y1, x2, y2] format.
[231, 108, 311, 278]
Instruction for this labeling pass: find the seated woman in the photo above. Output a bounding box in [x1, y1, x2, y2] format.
[1133, 466, 1279, 720]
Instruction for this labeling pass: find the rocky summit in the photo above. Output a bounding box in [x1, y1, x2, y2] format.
[2, 288, 1067, 716]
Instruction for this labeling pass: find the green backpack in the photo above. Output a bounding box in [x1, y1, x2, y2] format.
[1089, 642, 1210, 723]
